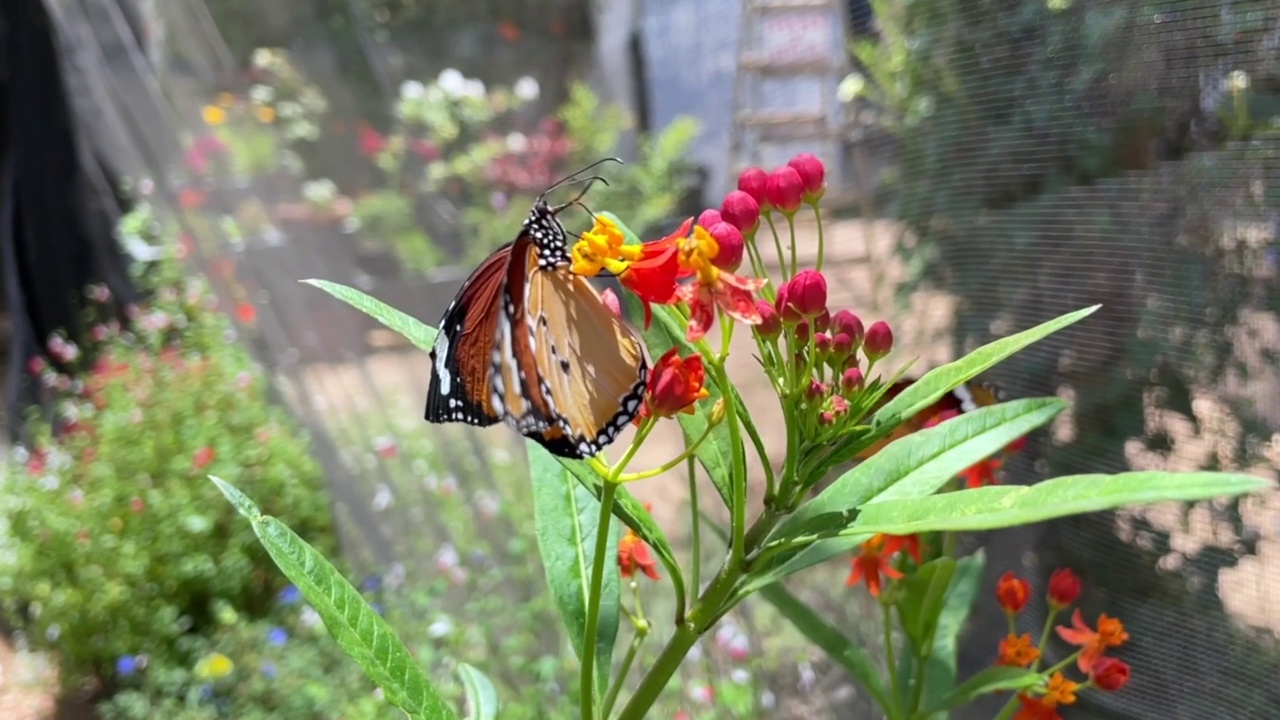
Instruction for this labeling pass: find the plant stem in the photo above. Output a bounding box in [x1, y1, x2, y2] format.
[764, 213, 788, 276]
[602, 630, 646, 718]
[883, 602, 903, 720]
[688, 455, 701, 595]
[713, 361, 747, 565]
[1031, 608, 1059, 672]
[810, 201, 825, 272]
[786, 213, 798, 275]
[581, 479, 619, 720]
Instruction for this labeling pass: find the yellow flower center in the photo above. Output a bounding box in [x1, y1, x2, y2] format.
[680, 225, 721, 285]
[570, 216, 640, 276]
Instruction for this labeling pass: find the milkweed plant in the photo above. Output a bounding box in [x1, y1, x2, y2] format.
[212, 153, 1267, 720]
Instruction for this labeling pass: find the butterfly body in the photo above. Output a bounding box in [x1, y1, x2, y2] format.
[426, 199, 647, 459]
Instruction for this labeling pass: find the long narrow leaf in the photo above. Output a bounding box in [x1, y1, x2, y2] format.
[210, 477, 457, 720]
[529, 445, 619, 697]
[457, 664, 500, 720]
[303, 279, 438, 351]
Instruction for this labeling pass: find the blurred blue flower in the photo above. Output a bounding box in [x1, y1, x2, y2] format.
[278, 584, 301, 605]
[360, 575, 382, 593]
[261, 662, 277, 680]
[198, 684, 214, 702]
[115, 655, 137, 677]
[371, 603, 384, 616]
[267, 626, 288, 646]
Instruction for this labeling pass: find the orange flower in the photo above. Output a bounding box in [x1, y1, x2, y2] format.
[235, 301, 257, 326]
[997, 633, 1041, 668]
[845, 533, 907, 597]
[636, 348, 710, 423]
[1042, 672, 1079, 706]
[1014, 695, 1062, 720]
[961, 456, 1003, 488]
[618, 528, 659, 580]
[996, 570, 1032, 614]
[675, 225, 766, 341]
[1055, 609, 1129, 673]
[571, 217, 684, 329]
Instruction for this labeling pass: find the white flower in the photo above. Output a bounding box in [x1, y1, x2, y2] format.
[427, 616, 454, 639]
[731, 668, 751, 685]
[299, 605, 322, 628]
[437, 68, 466, 97]
[513, 76, 540, 102]
[506, 132, 529, 153]
[400, 79, 426, 99]
[461, 78, 486, 99]
[1228, 69, 1251, 92]
[837, 72, 867, 103]
[251, 48, 274, 69]
[249, 84, 275, 104]
[302, 179, 338, 205]
[372, 484, 394, 512]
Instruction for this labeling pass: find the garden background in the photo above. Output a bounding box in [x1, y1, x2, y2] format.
[1, 0, 1278, 718]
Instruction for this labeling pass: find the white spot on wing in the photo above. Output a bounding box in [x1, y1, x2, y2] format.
[955, 384, 978, 413]
[433, 332, 452, 395]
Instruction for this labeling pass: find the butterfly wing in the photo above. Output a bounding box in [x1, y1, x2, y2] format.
[525, 266, 647, 458]
[424, 244, 512, 426]
[854, 379, 1001, 460]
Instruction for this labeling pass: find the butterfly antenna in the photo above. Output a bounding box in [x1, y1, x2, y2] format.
[549, 175, 610, 213]
[539, 157, 623, 202]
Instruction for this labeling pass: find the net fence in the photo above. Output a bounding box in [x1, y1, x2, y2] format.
[6, 0, 1279, 717]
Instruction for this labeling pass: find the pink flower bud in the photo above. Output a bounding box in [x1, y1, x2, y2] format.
[831, 310, 864, 347]
[787, 153, 827, 202]
[774, 284, 803, 324]
[737, 167, 771, 211]
[814, 332, 832, 354]
[755, 300, 781, 339]
[720, 190, 760, 234]
[831, 332, 854, 358]
[783, 270, 827, 318]
[813, 309, 831, 334]
[819, 410, 837, 426]
[864, 321, 894, 361]
[830, 395, 850, 414]
[706, 222, 745, 271]
[697, 208, 723, 229]
[806, 380, 827, 400]
[841, 367, 865, 393]
[765, 166, 804, 215]
[795, 320, 811, 344]
[600, 288, 622, 319]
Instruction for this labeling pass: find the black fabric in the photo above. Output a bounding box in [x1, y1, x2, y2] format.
[0, 0, 140, 436]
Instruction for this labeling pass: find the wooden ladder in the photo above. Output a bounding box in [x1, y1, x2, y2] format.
[730, 0, 850, 201]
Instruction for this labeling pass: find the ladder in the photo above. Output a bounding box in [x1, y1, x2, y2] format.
[730, 0, 850, 201]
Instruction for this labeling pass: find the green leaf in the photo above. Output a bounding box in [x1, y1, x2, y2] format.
[757, 582, 892, 715]
[551, 451, 688, 616]
[852, 471, 1270, 536]
[457, 664, 500, 720]
[303, 279, 438, 352]
[906, 551, 986, 720]
[898, 558, 957, 656]
[828, 306, 1099, 468]
[209, 477, 456, 720]
[778, 398, 1066, 542]
[916, 667, 1042, 718]
[528, 445, 619, 698]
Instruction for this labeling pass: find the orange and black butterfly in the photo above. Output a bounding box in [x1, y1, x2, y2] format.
[855, 380, 1002, 460]
[424, 164, 647, 459]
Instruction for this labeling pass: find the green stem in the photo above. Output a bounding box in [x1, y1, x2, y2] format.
[737, 399, 776, 505]
[810, 201, 825, 272]
[712, 361, 747, 564]
[786, 213, 798, 274]
[764, 213, 788, 276]
[581, 480, 619, 720]
[601, 629, 647, 718]
[1031, 608, 1059, 672]
[907, 647, 926, 717]
[687, 456, 701, 596]
[883, 602, 903, 719]
[992, 696, 1020, 720]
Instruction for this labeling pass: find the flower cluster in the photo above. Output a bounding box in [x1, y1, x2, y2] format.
[845, 533, 921, 597]
[994, 568, 1131, 719]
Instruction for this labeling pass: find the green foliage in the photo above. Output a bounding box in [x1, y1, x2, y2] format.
[351, 190, 443, 273]
[0, 271, 333, 685]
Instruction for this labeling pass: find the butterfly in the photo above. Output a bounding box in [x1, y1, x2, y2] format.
[854, 380, 1003, 460]
[424, 162, 648, 459]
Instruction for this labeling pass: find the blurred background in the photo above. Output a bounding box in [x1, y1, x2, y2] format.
[0, 0, 1277, 718]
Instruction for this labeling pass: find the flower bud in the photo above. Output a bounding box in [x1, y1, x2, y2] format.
[600, 287, 622, 319]
[754, 300, 781, 339]
[782, 270, 827, 318]
[840, 367, 864, 394]
[814, 332, 832, 354]
[765, 166, 804, 215]
[831, 333, 854, 359]
[813, 309, 831, 334]
[774, 284, 803, 324]
[996, 571, 1031, 614]
[720, 190, 760, 234]
[706, 222, 745, 271]
[831, 309, 864, 347]
[864, 320, 894, 361]
[794, 320, 811, 344]
[1047, 568, 1082, 610]
[736, 166, 770, 211]
[1090, 657, 1131, 692]
[787, 153, 827, 202]
[806, 379, 827, 400]
[697, 208, 723, 229]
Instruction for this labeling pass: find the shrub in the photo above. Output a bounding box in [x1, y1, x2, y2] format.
[0, 268, 334, 686]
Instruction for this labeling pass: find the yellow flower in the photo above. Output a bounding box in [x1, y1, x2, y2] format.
[570, 216, 640, 276]
[216, 92, 236, 107]
[202, 105, 227, 127]
[255, 105, 277, 124]
[679, 225, 721, 285]
[194, 652, 235, 680]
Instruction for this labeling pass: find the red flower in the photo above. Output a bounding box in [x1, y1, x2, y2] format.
[705, 222, 744, 271]
[1055, 609, 1130, 673]
[720, 190, 760, 233]
[192, 446, 216, 470]
[754, 300, 781, 339]
[675, 225, 766, 342]
[781, 270, 828, 318]
[765, 166, 804, 214]
[130, 497, 146, 514]
[357, 123, 386, 158]
[997, 633, 1041, 668]
[571, 216, 685, 329]
[961, 457, 1003, 489]
[1014, 695, 1062, 720]
[845, 533, 916, 597]
[618, 528, 660, 580]
[1047, 568, 1082, 610]
[409, 138, 440, 161]
[1090, 656, 1131, 691]
[996, 570, 1032, 614]
[235, 301, 257, 326]
[736, 167, 770, 211]
[787, 153, 827, 202]
[637, 348, 710, 422]
[864, 320, 894, 360]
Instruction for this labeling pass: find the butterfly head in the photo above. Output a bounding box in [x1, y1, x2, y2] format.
[523, 200, 571, 270]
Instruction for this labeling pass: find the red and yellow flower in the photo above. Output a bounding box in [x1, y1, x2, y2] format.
[636, 348, 710, 423]
[675, 224, 766, 341]
[571, 216, 684, 328]
[618, 527, 660, 580]
[997, 633, 1041, 668]
[845, 533, 919, 597]
[1055, 609, 1129, 673]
